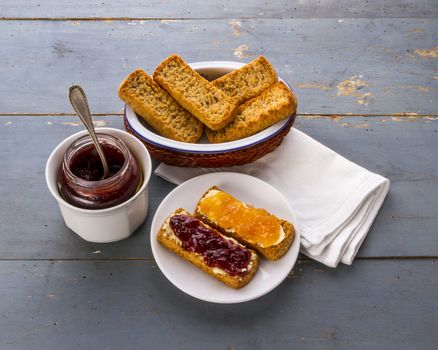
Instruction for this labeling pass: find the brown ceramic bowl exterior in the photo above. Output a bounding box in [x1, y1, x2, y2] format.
[123, 113, 295, 168]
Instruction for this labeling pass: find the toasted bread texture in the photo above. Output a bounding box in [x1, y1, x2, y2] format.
[206, 81, 297, 143]
[212, 56, 278, 104]
[195, 187, 295, 260]
[118, 69, 203, 143]
[153, 54, 239, 130]
[157, 208, 259, 289]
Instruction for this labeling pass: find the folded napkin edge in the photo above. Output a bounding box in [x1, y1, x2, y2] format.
[300, 174, 390, 246]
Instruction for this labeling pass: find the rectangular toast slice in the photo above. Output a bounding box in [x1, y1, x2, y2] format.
[212, 56, 278, 104]
[194, 187, 295, 260]
[118, 69, 203, 143]
[157, 208, 259, 289]
[153, 54, 239, 130]
[206, 81, 297, 143]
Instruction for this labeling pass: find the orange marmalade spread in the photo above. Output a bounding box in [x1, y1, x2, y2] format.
[198, 190, 281, 248]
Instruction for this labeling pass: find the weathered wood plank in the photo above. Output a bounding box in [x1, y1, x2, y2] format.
[0, 115, 436, 259]
[0, 19, 437, 115]
[1, 0, 437, 19]
[0, 259, 436, 349]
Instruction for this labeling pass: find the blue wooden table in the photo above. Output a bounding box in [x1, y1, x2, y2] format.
[0, 1, 437, 349]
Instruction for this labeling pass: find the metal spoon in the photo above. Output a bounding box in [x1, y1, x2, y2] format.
[68, 85, 110, 179]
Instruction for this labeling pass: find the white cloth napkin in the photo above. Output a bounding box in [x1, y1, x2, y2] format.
[154, 129, 389, 268]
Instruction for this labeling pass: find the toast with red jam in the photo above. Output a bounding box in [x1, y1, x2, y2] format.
[157, 208, 259, 289]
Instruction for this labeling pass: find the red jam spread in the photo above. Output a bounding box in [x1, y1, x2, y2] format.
[70, 143, 124, 181]
[58, 133, 142, 210]
[169, 214, 251, 277]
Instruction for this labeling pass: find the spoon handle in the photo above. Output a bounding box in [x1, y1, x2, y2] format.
[68, 85, 110, 179]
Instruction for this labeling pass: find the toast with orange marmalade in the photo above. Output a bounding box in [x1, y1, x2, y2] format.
[194, 187, 295, 260]
[157, 208, 259, 288]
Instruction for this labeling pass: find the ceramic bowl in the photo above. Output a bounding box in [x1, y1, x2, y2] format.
[45, 127, 152, 243]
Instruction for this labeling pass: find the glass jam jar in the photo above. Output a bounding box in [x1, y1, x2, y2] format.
[58, 133, 142, 210]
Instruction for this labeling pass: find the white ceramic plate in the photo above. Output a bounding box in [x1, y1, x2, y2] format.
[150, 172, 300, 303]
[124, 61, 294, 153]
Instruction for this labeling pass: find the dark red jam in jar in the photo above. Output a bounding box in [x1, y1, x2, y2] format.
[169, 214, 251, 277]
[58, 133, 142, 210]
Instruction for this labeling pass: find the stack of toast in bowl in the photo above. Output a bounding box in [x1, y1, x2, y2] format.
[120, 55, 297, 167]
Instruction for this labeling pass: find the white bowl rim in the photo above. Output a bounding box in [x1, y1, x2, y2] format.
[124, 60, 294, 154]
[45, 127, 152, 214]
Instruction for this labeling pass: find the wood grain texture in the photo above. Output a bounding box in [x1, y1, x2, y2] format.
[1, 1, 436, 346]
[0, 259, 437, 350]
[0, 19, 437, 115]
[0, 115, 436, 259]
[1, 0, 438, 19]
